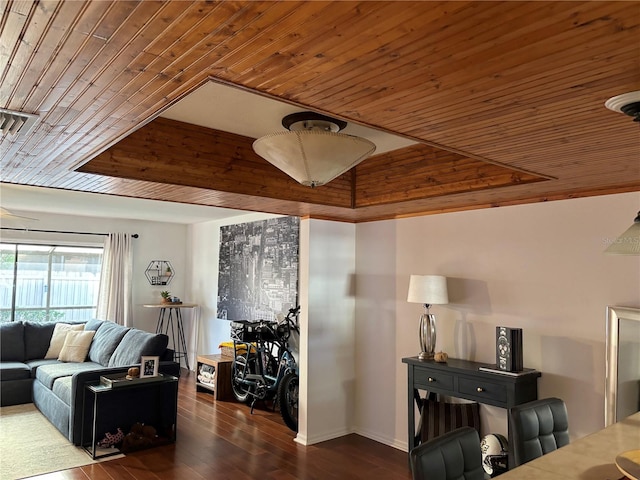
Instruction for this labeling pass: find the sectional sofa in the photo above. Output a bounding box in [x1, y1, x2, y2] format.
[0, 318, 180, 445]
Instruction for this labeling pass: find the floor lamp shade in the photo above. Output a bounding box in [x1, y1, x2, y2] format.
[407, 275, 449, 360]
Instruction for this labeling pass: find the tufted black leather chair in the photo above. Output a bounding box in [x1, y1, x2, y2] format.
[409, 426, 485, 480]
[508, 397, 570, 467]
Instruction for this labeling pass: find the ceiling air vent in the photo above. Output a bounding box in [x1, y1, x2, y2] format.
[0, 108, 39, 137]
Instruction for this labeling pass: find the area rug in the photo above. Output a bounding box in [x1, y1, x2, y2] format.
[0, 403, 121, 479]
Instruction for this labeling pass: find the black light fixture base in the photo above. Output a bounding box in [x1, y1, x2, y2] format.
[282, 111, 347, 131]
[605, 91, 640, 123]
[620, 102, 640, 122]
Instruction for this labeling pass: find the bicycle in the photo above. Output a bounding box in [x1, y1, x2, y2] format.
[230, 306, 300, 432]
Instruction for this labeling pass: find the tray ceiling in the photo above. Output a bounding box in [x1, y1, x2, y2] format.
[1, 1, 638, 223]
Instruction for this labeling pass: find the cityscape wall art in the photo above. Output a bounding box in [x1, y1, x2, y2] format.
[217, 216, 299, 322]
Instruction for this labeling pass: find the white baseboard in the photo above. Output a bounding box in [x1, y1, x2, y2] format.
[303, 426, 355, 445]
[354, 427, 408, 452]
[297, 426, 408, 453]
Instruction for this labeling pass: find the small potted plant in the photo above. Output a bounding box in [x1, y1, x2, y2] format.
[160, 291, 171, 304]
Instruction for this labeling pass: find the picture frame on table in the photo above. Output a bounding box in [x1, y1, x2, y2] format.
[141, 355, 160, 378]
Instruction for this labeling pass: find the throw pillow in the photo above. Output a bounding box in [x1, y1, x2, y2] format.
[108, 329, 168, 367]
[24, 321, 57, 359]
[44, 323, 85, 359]
[58, 330, 95, 363]
[84, 318, 105, 331]
[0, 321, 25, 361]
[88, 321, 130, 366]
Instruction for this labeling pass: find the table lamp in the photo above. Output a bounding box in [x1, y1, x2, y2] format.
[407, 275, 449, 360]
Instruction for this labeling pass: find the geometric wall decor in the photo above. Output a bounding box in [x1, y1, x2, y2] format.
[145, 260, 174, 286]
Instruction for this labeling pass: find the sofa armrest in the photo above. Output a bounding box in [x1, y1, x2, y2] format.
[69, 361, 180, 444]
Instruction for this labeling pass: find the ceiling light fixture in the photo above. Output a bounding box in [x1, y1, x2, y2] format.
[252, 112, 376, 187]
[605, 91, 640, 122]
[604, 211, 640, 255]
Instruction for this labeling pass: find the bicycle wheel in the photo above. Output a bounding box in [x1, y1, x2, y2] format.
[232, 354, 255, 403]
[278, 371, 299, 432]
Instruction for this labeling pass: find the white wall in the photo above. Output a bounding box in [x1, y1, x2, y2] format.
[354, 219, 399, 446]
[0, 211, 189, 337]
[297, 219, 357, 445]
[355, 192, 640, 451]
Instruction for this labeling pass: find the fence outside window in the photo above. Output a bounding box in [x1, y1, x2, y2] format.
[0, 243, 103, 323]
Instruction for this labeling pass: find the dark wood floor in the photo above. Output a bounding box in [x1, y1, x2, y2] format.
[27, 370, 412, 479]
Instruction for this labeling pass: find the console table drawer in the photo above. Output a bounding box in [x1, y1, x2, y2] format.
[458, 377, 507, 404]
[414, 369, 454, 391]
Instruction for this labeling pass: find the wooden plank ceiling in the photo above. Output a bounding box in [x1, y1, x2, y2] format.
[1, 1, 639, 223]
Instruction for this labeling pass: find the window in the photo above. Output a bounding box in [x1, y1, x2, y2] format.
[0, 243, 103, 323]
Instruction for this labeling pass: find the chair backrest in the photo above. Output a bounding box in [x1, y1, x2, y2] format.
[410, 426, 485, 480]
[508, 397, 570, 467]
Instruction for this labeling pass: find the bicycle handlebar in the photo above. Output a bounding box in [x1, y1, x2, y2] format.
[286, 306, 300, 334]
[248, 306, 300, 340]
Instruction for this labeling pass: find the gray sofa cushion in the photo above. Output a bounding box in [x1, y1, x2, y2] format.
[24, 321, 57, 359]
[88, 322, 130, 366]
[108, 330, 169, 367]
[52, 376, 73, 405]
[0, 362, 30, 381]
[33, 380, 71, 438]
[0, 322, 24, 361]
[25, 358, 60, 376]
[84, 318, 105, 331]
[35, 362, 103, 389]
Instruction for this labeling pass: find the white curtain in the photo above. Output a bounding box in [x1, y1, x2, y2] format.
[97, 233, 133, 326]
[187, 306, 200, 371]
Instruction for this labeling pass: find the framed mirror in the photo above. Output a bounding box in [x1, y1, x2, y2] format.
[605, 306, 640, 426]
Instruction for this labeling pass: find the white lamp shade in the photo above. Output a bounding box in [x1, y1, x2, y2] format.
[604, 221, 640, 255]
[407, 275, 449, 304]
[253, 130, 376, 187]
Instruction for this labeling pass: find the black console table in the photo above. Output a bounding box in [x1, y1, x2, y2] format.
[81, 374, 179, 459]
[402, 356, 540, 463]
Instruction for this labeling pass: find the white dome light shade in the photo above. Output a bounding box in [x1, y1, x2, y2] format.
[605, 91, 640, 122]
[252, 112, 376, 188]
[253, 131, 376, 187]
[604, 211, 640, 255]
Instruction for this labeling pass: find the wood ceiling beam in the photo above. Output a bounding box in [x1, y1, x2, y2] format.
[78, 117, 548, 212]
[78, 117, 354, 208]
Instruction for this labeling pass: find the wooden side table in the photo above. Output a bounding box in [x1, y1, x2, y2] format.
[196, 354, 234, 401]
